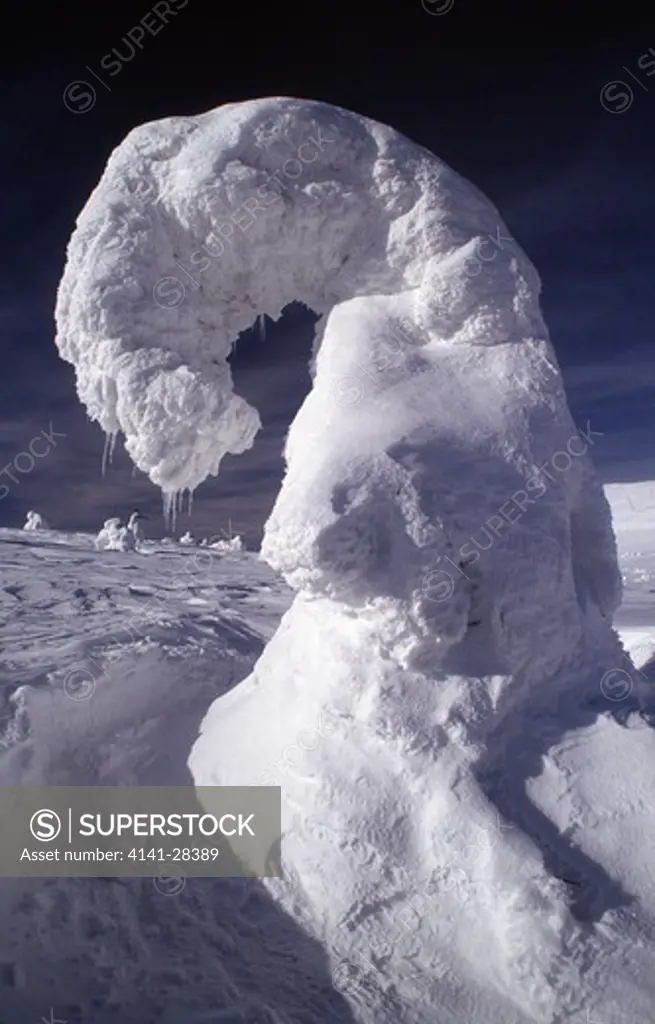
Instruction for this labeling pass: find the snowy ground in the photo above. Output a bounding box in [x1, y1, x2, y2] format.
[0, 482, 653, 1023]
[606, 481, 655, 670]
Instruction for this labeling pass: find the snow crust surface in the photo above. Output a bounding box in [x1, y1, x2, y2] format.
[52, 97, 655, 1022]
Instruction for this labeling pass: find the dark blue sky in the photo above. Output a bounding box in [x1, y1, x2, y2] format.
[1, 2, 653, 542]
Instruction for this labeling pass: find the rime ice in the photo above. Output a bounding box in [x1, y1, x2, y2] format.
[54, 97, 651, 1023]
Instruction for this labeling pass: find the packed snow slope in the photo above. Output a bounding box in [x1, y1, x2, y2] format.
[0, 530, 340, 1024]
[53, 97, 655, 1021]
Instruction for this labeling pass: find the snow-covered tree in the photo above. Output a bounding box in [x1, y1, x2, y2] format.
[54, 97, 641, 1022]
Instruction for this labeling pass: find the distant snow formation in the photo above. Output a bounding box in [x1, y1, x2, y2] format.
[23, 510, 48, 530]
[127, 510, 145, 543]
[209, 535, 244, 553]
[95, 516, 139, 552]
[55, 98, 646, 1022]
[95, 517, 121, 550]
[115, 525, 137, 552]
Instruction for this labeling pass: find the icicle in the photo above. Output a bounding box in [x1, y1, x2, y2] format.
[170, 489, 179, 533]
[101, 430, 118, 477]
[258, 314, 266, 341]
[101, 432, 111, 478]
[162, 490, 175, 532]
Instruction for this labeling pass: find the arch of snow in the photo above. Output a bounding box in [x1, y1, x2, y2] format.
[55, 98, 648, 1021]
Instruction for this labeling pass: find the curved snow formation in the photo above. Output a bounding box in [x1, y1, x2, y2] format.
[55, 99, 652, 1022]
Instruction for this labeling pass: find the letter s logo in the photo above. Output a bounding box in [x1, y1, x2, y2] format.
[30, 809, 62, 842]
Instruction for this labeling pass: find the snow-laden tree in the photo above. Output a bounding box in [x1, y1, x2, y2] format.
[55, 98, 651, 1023]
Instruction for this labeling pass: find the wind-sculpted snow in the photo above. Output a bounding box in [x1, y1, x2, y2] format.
[53, 98, 655, 1023]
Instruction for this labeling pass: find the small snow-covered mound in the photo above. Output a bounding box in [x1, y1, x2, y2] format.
[93, 511, 147, 552]
[209, 535, 244, 554]
[55, 97, 652, 1022]
[23, 510, 48, 530]
[95, 518, 139, 552]
[95, 517, 121, 550]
